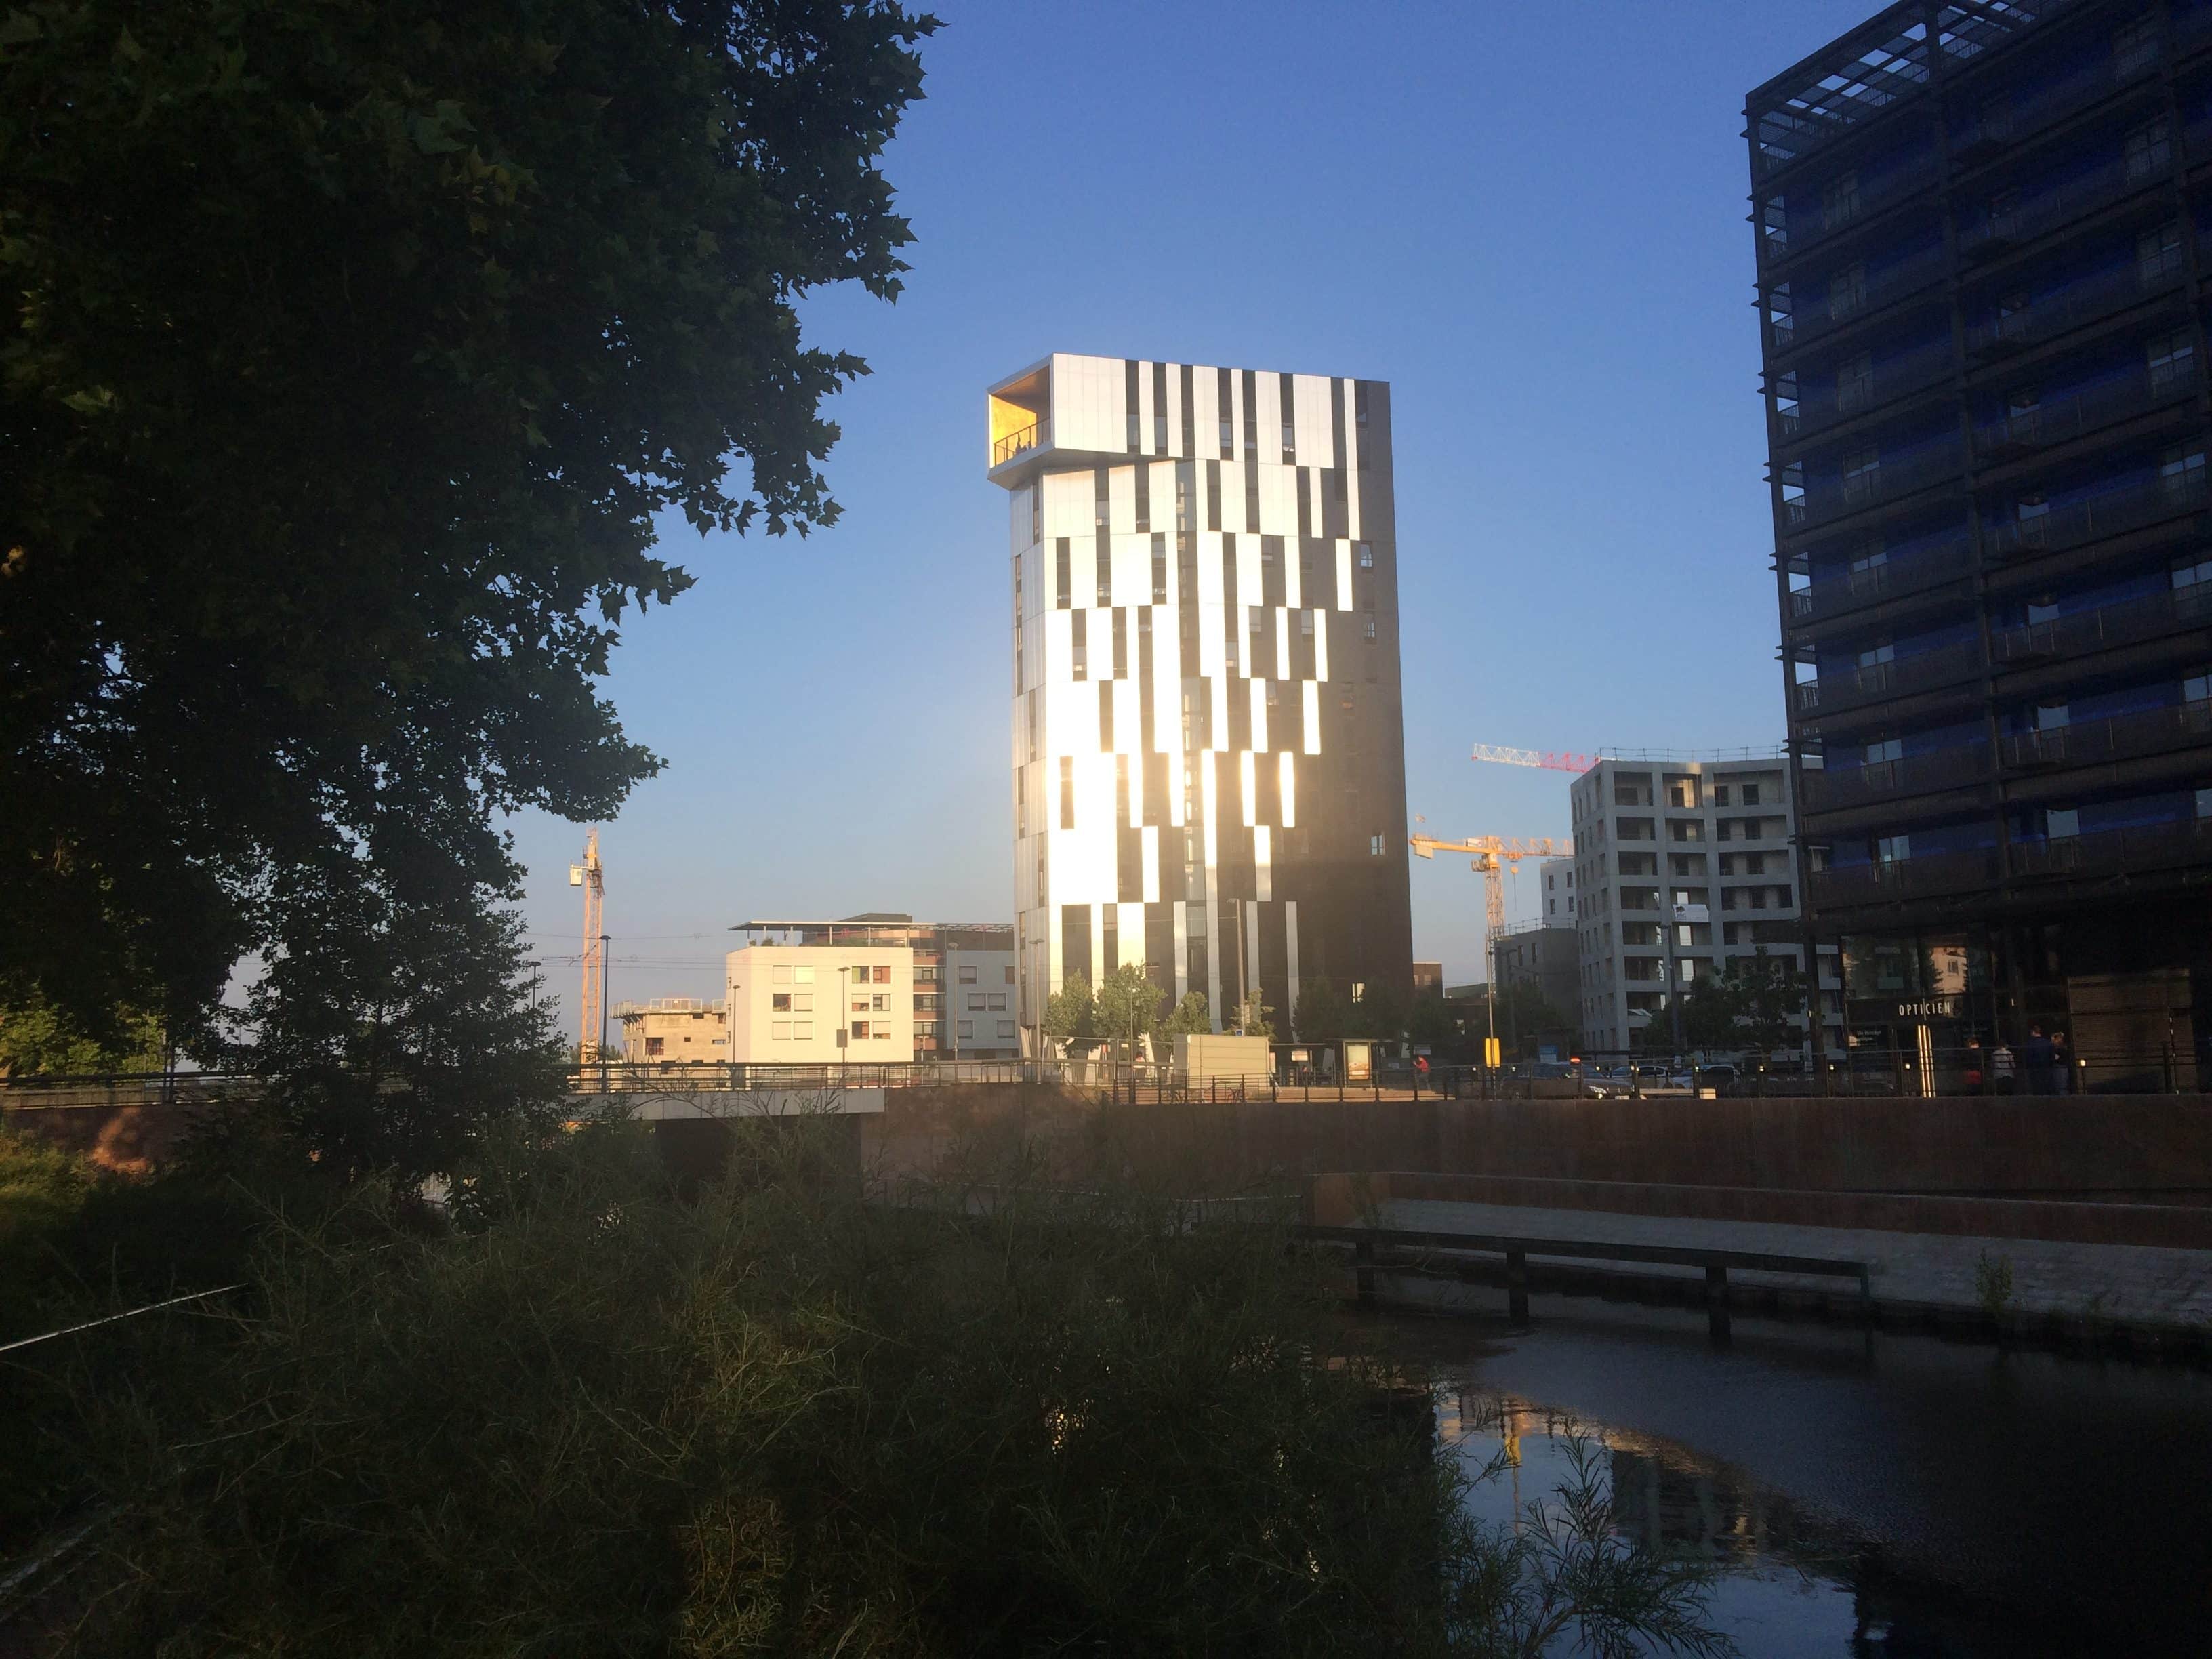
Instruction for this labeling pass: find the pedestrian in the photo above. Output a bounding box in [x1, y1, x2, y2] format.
[2051, 1029, 2072, 1094]
[1414, 1052, 1431, 1093]
[1991, 1039, 2016, 1094]
[1963, 1036, 1985, 1094]
[2022, 1023, 2055, 1095]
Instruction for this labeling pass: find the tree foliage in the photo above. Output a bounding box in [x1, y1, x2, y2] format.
[0, 1, 934, 1069]
[1231, 988, 1277, 1040]
[1041, 972, 1096, 1042]
[1092, 962, 1166, 1041]
[0, 991, 165, 1076]
[1679, 951, 1808, 1055]
[1294, 976, 1350, 1042]
[1163, 991, 1212, 1036]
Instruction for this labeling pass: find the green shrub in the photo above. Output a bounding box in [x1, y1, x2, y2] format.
[64, 1119, 1725, 1656]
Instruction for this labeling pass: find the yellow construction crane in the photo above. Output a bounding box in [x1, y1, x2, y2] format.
[571, 829, 606, 1061]
[1410, 833, 1572, 1063]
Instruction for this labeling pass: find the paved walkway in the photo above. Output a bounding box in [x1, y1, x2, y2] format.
[1376, 1197, 2212, 1331]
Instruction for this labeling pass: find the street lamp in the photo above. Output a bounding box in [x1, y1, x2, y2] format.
[599, 934, 612, 1087]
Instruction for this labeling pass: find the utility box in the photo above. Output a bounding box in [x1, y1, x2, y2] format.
[1174, 1033, 1271, 1083]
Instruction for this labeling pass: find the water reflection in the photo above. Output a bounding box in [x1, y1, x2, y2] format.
[1385, 1298, 2212, 1656]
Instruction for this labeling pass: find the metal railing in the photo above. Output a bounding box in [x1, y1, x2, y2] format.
[2011, 817, 2212, 879]
[1984, 470, 2208, 558]
[1950, 49, 2165, 168]
[1784, 437, 1966, 534]
[1967, 257, 2188, 360]
[1795, 637, 1984, 714]
[2001, 700, 2212, 769]
[1994, 583, 2212, 665]
[1761, 152, 1940, 266]
[1810, 847, 2001, 905]
[991, 419, 1048, 467]
[1973, 362, 2198, 463]
[1801, 743, 1992, 808]
[1959, 146, 2174, 264]
[1778, 336, 1954, 443]
[1788, 537, 1973, 624]
[1767, 242, 1947, 355]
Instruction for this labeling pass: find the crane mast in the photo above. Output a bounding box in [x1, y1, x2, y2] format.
[574, 829, 606, 1061]
[1410, 833, 1572, 1057]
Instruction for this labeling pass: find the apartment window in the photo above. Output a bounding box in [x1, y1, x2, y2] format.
[2126, 119, 2171, 182]
[997, 1020, 1017, 1040]
[1369, 833, 1386, 857]
[1029, 484, 1041, 544]
[2116, 16, 2159, 75]
[1005, 966, 1016, 983]
[1054, 539, 1071, 611]
[958, 964, 978, 984]
[1828, 262, 1867, 321]
[1071, 609, 1087, 681]
[793, 1021, 813, 1040]
[851, 1021, 870, 1040]
[2045, 806, 2081, 841]
[871, 993, 890, 1012]
[1841, 447, 1880, 504]
[1837, 351, 1873, 414]
[1280, 371, 1296, 462]
[1298, 610, 1315, 637]
[2184, 666, 2212, 703]
[1151, 533, 1168, 605]
[1858, 640, 1896, 668]
[1356, 541, 1374, 569]
[957, 1019, 975, 1040]
[772, 993, 792, 1012]
[987, 994, 1007, 1012]
[2173, 555, 2212, 616]
[1742, 783, 1761, 806]
[1059, 756, 1074, 830]
[2149, 329, 2195, 396]
[1363, 615, 1378, 641]
[772, 1021, 791, 1040]
[2161, 445, 2207, 506]
[1875, 834, 1910, 865]
[795, 966, 813, 984]
[1821, 170, 1860, 232]
[2139, 221, 2184, 286]
[773, 965, 792, 985]
[1865, 737, 1902, 765]
[1153, 361, 1169, 453]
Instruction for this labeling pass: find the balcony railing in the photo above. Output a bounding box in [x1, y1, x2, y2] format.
[1784, 438, 1967, 534]
[1800, 743, 1993, 808]
[992, 418, 1048, 467]
[1779, 337, 1955, 444]
[1973, 362, 2198, 464]
[2001, 699, 2212, 771]
[1958, 147, 2173, 264]
[1767, 243, 1947, 356]
[1950, 52, 2165, 169]
[1789, 537, 1973, 625]
[1810, 847, 2001, 906]
[2011, 818, 2212, 878]
[1763, 152, 1942, 266]
[1992, 583, 2212, 665]
[1967, 258, 2188, 361]
[1984, 470, 2209, 558]
[1795, 638, 1985, 715]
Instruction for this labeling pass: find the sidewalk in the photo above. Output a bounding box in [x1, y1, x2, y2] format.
[1374, 1197, 2212, 1332]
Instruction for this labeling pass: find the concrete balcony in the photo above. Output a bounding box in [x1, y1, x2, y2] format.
[1795, 638, 1984, 716]
[1811, 847, 1999, 907]
[1788, 537, 1973, 627]
[1967, 257, 2188, 363]
[1984, 471, 2209, 560]
[2011, 819, 2212, 880]
[1992, 583, 2212, 668]
[1973, 362, 2198, 466]
[2000, 699, 2212, 771]
[1801, 743, 1994, 809]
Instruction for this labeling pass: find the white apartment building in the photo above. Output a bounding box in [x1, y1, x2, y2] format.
[724, 943, 914, 1064]
[1567, 754, 1844, 1054]
[1540, 857, 1575, 924]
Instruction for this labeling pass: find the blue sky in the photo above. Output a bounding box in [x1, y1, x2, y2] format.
[510, 0, 1877, 1031]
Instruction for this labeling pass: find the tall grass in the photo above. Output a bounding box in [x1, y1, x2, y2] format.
[58, 1115, 1726, 1656]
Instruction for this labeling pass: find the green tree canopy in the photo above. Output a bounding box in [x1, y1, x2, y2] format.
[1162, 992, 1212, 1036]
[1679, 951, 1809, 1055]
[1042, 974, 1096, 1042]
[1, 1, 933, 1077]
[1092, 963, 1166, 1041]
[0, 991, 165, 1077]
[1292, 977, 1349, 1042]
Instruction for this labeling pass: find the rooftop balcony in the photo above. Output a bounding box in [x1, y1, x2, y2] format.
[992, 417, 1049, 468]
[1973, 361, 2199, 466]
[1811, 846, 2000, 907]
[1800, 743, 1994, 811]
[1948, 47, 2165, 171]
[1992, 581, 2212, 667]
[1759, 155, 1940, 268]
[2001, 699, 2212, 771]
[1795, 637, 1984, 716]
[1967, 255, 2188, 362]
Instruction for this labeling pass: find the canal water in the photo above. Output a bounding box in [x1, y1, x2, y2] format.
[1364, 1296, 2212, 1654]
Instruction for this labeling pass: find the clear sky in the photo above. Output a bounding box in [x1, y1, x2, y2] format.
[510, 0, 1879, 1036]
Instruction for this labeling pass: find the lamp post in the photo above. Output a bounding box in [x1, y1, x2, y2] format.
[598, 934, 612, 1090]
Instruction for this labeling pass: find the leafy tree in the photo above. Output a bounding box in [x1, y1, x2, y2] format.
[1231, 989, 1277, 1040]
[1092, 963, 1166, 1042]
[1293, 977, 1349, 1042]
[1349, 980, 1406, 1042]
[1406, 992, 1455, 1053]
[1162, 992, 1212, 1036]
[0, 992, 165, 1076]
[0, 2, 934, 1077]
[1042, 974, 1097, 1042]
[1679, 951, 1809, 1055]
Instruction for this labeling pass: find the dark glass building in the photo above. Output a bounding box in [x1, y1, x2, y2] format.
[1748, 1, 2212, 1086]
